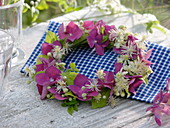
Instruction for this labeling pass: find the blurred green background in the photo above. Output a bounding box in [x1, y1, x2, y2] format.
[22, 0, 170, 29]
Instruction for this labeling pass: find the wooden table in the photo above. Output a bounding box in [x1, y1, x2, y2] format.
[0, 7, 170, 128]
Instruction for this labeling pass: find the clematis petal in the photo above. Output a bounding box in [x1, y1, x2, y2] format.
[114, 63, 123, 74]
[36, 84, 43, 95]
[54, 93, 67, 100]
[40, 86, 48, 100]
[113, 47, 124, 54]
[45, 66, 61, 80]
[36, 64, 45, 72]
[74, 74, 89, 87]
[68, 85, 82, 95]
[129, 78, 136, 85]
[66, 21, 76, 33]
[155, 116, 162, 126]
[162, 93, 170, 103]
[48, 87, 57, 94]
[36, 73, 50, 86]
[154, 90, 163, 104]
[87, 36, 95, 48]
[166, 78, 170, 92]
[95, 44, 104, 55]
[42, 43, 53, 55]
[104, 71, 114, 83]
[58, 23, 67, 39]
[88, 91, 99, 96]
[52, 40, 62, 48]
[73, 27, 83, 40]
[102, 40, 110, 48]
[77, 96, 91, 101]
[162, 104, 170, 116]
[144, 49, 154, 60]
[83, 21, 95, 30]
[129, 79, 143, 94]
[125, 75, 143, 79]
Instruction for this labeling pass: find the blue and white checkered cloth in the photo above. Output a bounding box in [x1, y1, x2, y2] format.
[21, 21, 170, 103]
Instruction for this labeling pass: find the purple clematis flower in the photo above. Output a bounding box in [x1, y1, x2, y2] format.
[124, 75, 143, 95]
[36, 84, 49, 100]
[114, 62, 123, 74]
[146, 90, 170, 126]
[48, 87, 68, 100]
[83, 21, 95, 30]
[87, 28, 109, 55]
[127, 34, 138, 43]
[68, 74, 99, 101]
[36, 58, 56, 72]
[139, 49, 154, 66]
[58, 21, 83, 42]
[98, 71, 115, 97]
[42, 40, 62, 55]
[36, 65, 61, 86]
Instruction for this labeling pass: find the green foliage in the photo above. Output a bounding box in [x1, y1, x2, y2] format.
[91, 88, 110, 109]
[61, 99, 79, 115]
[45, 31, 58, 43]
[61, 72, 78, 86]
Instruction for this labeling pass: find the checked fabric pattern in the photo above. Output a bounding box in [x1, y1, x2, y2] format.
[21, 21, 170, 103]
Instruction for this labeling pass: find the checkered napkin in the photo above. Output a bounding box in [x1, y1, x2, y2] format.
[21, 21, 170, 103]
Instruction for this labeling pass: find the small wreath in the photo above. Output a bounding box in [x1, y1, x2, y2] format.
[26, 20, 153, 115]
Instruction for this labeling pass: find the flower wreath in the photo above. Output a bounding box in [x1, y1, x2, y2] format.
[26, 20, 170, 126]
[27, 20, 154, 115]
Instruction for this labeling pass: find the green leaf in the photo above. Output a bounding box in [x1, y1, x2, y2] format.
[36, 0, 49, 10]
[22, 4, 30, 13]
[36, 59, 42, 65]
[67, 106, 74, 115]
[102, 35, 108, 43]
[38, 54, 49, 59]
[61, 72, 78, 85]
[143, 77, 149, 85]
[91, 88, 110, 109]
[45, 31, 58, 44]
[74, 68, 80, 72]
[64, 91, 77, 99]
[73, 104, 78, 111]
[70, 63, 76, 69]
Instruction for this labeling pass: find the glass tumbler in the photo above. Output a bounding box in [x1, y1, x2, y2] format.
[0, 29, 14, 97]
[0, 0, 25, 66]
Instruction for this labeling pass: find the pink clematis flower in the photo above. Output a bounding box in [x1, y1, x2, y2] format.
[68, 74, 99, 101]
[36, 58, 56, 72]
[114, 62, 123, 74]
[48, 87, 68, 100]
[146, 89, 170, 126]
[58, 21, 83, 42]
[124, 75, 143, 95]
[35, 65, 61, 86]
[98, 71, 115, 97]
[87, 28, 109, 55]
[42, 40, 62, 55]
[139, 49, 154, 66]
[82, 21, 95, 30]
